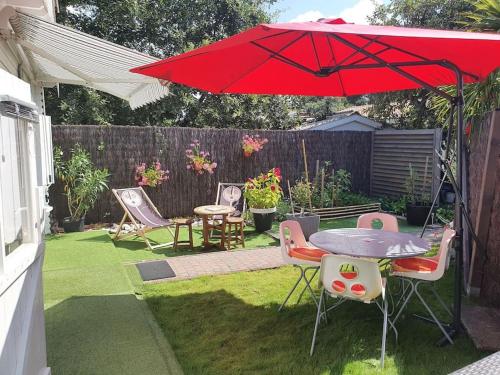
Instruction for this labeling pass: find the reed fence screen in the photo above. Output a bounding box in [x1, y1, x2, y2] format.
[51, 125, 373, 223]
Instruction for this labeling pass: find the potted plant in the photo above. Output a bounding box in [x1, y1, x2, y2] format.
[244, 168, 283, 232]
[185, 139, 217, 175]
[54, 145, 110, 232]
[241, 134, 268, 157]
[405, 161, 432, 226]
[287, 179, 320, 240]
[135, 161, 170, 187]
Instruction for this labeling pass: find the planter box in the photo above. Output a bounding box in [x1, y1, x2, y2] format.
[62, 216, 85, 232]
[293, 203, 381, 220]
[285, 213, 320, 240]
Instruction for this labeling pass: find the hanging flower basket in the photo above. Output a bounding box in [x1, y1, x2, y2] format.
[241, 134, 268, 157]
[186, 139, 217, 175]
[135, 161, 170, 187]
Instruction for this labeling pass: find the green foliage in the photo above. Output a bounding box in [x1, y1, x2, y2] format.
[327, 169, 352, 206]
[54, 145, 109, 220]
[244, 168, 283, 209]
[44, 0, 303, 129]
[405, 161, 431, 205]
[461, 0, 500, 31]
[336, 192, 374, 206]
[290, 179, 312, 213]
[367, 0, 474, 128]
[430, 0, 500, 127]
[437, 205, 455, 223]
[378, 195, 410, 215]
[290, 96, 349, 121]
[275, 199, 292, 222]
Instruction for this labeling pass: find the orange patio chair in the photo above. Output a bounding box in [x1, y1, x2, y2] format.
[357, 212, 399, 232]
[390, 228, 456, 344]
[278, 220, 329, 311]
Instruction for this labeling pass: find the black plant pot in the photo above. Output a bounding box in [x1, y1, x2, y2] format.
[285, 213, 320, 240]
[62, 216, 85, 233]
[406, 203, 432, 226]
[250, 208, 276, 232]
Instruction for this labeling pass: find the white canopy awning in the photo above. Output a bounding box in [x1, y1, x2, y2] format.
[9, 12, 169, 109]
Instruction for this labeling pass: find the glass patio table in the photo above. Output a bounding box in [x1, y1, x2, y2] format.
[309, 228, 430, 260]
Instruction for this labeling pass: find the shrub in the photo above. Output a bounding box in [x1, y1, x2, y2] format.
[275, 199, 292, 222]
[290, 179, 312, 215]
[54, 145, 109, 220]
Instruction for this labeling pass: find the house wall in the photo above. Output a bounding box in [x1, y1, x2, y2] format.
[0, 12, 51, 375]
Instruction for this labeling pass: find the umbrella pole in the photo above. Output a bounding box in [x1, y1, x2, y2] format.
[451, 69, 465, 342]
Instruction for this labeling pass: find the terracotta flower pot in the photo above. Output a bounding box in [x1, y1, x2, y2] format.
[193, 162, 203, 171]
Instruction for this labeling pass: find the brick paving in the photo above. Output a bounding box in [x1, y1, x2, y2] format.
[147, 246, 285, 283]
[143, 225, 445, 283]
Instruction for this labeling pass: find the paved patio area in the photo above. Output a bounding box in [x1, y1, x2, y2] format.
[147, 247, 284, 282]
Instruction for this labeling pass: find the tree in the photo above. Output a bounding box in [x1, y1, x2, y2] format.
[430, 0, 500, 126]
[367, 0, 474, 128]
[46, 0, 303, 129]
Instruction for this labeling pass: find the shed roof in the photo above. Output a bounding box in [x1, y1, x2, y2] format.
[298, 108, 382, 131]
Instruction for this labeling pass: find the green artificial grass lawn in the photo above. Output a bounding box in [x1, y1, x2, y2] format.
[109, 223, 278, 262]
[142, 267, 485, 375]
[44, 231, 184, 375]
[43, 217, 485, 375]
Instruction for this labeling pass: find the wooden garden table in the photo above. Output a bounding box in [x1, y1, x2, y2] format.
[194, 205, 235, 249]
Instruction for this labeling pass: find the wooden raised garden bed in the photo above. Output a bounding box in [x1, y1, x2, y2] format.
[294, 202, 381, 220]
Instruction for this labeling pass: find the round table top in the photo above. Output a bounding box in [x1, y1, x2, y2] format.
[194, 205, 235, 216]
[309, 228, 430, 259]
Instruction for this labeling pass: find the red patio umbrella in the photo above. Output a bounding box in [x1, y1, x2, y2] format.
[130, 18, 500, 98]
[131, 18, 500, 345]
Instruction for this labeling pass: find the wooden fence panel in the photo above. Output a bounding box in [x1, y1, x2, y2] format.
[370, 129, 442, 199]
[50, 126, 373, 223]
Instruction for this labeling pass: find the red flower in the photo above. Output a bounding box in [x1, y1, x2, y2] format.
[274, 167, 281, 177]
[465, 122, 472, 137]
[270, 184, 276, 191]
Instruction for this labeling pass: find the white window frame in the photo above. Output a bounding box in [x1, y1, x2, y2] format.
[0, 119, 40, 294]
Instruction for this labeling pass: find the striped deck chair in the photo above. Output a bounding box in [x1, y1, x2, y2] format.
[112, 187, 174, 250]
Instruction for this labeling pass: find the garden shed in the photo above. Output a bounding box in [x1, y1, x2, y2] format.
[299, 109, 382, 132]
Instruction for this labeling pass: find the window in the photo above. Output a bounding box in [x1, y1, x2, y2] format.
[0, 116, 33, 256]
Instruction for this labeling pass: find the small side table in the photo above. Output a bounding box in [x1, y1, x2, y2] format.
[173, 218, 194, 250]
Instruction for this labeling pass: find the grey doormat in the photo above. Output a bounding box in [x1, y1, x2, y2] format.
[136, 260, 176, 281]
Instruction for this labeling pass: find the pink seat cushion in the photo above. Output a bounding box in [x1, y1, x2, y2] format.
[289, 247, 329, 262]
[393, 257, 438, 273]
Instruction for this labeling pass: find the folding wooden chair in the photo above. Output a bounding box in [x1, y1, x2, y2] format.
[112, 187, 174, 250]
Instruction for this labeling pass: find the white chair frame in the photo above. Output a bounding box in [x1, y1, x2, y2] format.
[390, 229, 456, 345]
[310, 254, 398, 368]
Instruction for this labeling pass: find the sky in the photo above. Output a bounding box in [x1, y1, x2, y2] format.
[269, 0, 388, 25]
